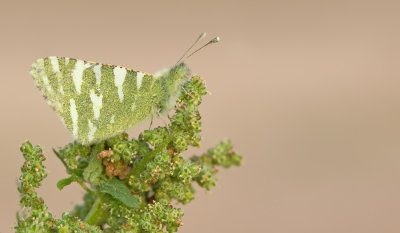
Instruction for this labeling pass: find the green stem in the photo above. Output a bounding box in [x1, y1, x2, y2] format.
[84, 196, 103, 226]
[77, 180, 96, 196]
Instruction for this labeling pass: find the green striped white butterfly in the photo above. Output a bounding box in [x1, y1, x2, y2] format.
[30, 33, 219, 145]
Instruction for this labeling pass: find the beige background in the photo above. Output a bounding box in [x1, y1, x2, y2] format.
[1, 0, 400, 232]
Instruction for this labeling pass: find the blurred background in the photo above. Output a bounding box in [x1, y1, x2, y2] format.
[2, 0, 400, 232]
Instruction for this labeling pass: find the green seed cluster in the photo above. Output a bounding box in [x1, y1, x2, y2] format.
[15, 142, 101, 233]
[169, 76, 206, 152]
[16, 76, 242, 232]
[101, 196, 183, 233]
[191, 140, 242, 190]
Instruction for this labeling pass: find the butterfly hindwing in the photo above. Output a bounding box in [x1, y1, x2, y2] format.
[31, 56, 159, 145]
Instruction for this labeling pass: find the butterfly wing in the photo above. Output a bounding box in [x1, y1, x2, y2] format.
[30, 56, 159, 145]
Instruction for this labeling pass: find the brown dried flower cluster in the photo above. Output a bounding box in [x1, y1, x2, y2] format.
[97, 149, 131, 179]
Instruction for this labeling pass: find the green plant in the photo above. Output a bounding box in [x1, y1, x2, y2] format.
[15, 76, 242, 232]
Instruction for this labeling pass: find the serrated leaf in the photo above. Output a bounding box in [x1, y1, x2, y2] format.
[57, 176, 76, 190]
[99, 178, 140, 208]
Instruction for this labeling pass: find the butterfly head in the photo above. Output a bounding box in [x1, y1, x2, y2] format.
[171, 62, 191, 81]
[155, 33, 219, 115]
[154, 63, 190, 115]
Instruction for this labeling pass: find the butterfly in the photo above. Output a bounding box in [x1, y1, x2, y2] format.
[30, 33, 219, 145]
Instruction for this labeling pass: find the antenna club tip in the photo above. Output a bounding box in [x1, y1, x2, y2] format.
[211, 36, 220, 43]
[199, 32, 207, 39]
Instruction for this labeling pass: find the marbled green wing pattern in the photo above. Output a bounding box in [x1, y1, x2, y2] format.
[30, 56, 190, 145]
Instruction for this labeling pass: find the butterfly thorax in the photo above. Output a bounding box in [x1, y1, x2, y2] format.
[155, 63, 190, 115]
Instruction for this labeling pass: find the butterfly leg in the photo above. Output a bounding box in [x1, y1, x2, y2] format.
[157, 111, 171, 133]
[160, 115, 169, 128]
[148, 95, 158, 130]
[149, 117, 154, 130]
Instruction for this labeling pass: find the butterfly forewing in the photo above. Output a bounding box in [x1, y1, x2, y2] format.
[31, 56, 157, 145]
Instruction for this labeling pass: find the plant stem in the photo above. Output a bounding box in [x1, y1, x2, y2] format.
[84, 196, 103, 226]
[77, 180, 96, 196]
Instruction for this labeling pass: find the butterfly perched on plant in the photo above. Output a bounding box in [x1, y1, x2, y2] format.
[30, 33, 219, 145]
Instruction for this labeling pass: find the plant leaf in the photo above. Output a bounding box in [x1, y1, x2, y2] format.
[57, 176, 76, 190]
[99, 178, 140, 208]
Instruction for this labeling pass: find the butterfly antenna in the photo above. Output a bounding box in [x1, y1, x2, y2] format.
[175, 32, 207, 65]
[184, 36, 220, 60]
